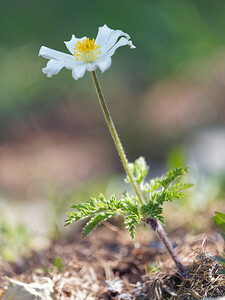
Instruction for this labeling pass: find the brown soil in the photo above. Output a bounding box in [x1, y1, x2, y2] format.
[0, 224, 224, 299]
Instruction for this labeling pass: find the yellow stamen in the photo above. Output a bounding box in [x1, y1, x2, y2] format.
[73, 38, 101, 63]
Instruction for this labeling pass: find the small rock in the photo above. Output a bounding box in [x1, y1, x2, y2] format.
[2, 277, 54, 300]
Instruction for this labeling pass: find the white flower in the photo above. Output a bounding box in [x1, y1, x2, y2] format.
[39, 24, 135, 80]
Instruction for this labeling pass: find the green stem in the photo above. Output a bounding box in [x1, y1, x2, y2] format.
[91, 71, 145, 206]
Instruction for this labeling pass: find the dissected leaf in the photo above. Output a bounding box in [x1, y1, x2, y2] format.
[141, 202, 163, 222]
[160, 167, 188, 187]
[124, 212, 142, 239]
[83, 212, 114, 237]
[66, 157, 192, 238]
[65, 194, 121, 227]
[125, 156, 149, 185]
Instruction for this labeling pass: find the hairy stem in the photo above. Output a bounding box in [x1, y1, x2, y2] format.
[146, 218, 189, 279]
[91, 71, 145, 206]
[91, 71, 188, 278]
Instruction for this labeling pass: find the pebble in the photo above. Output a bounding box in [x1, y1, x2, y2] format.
[2, 277, 54, 300]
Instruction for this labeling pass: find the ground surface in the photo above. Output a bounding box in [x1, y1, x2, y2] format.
[0, 223, 224, 299]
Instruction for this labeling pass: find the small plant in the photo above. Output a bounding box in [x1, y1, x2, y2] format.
[39, 25, 192, 278]
[66, 158, 192, 278]
[53, 256, 64, 272]
[210, 211, 225, 274]
[0, 220, 31, 262]
[65, 159, 192, 238]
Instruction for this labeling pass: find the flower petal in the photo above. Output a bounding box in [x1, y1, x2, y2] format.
[64, 35, 87, 55]
[42, 59, 65, 77]
[39, 46, 79, 67]
[72, 65, 87, 80]
[86, 64, 98, 72]
[95, 24, 114, 48]
[98, 37, 135, 62]
[39, 46, 87, 78]
[96, 25, 132, 56]
[95, 58, 112, 73]
[84, 57, 111, 74]
[100, 30, 130, 55]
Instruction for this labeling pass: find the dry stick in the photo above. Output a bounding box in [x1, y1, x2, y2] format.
[91, 70, 189, 279]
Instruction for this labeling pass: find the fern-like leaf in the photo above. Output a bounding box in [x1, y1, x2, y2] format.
[141, 202, 164, 222]
[124, 212, 142, 239]
[65, 194, 122, 227]
[83, 212, 115, 237]
[66, 157, 193, 239]
[125, 156, 149, 185]
[159, 167, 189, 189]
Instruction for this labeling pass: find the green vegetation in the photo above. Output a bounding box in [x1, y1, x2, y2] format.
[66, 157, 192, 239]
[0, 220, 31, 262]
[213, 211, 225, 234]
[210, 211, 225, 274]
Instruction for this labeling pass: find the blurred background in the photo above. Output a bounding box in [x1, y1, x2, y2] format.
[0, 0, 225, 261]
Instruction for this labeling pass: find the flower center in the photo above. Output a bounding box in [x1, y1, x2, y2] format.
[73, 38, 101, 63]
